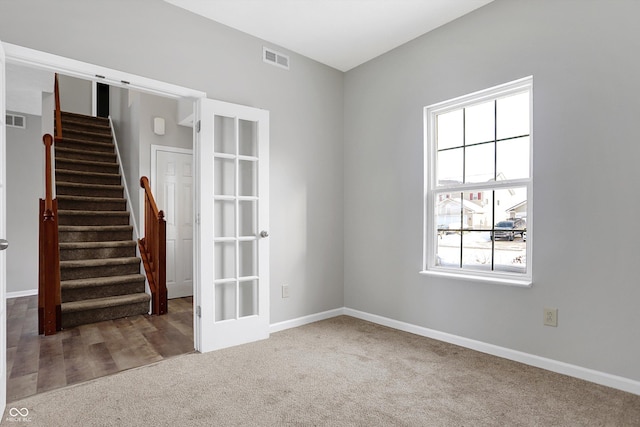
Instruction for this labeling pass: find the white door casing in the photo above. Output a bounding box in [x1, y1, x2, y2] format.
[152, 147, 193, 299]
[0, 39, 8, 416]
[196, 98, 270, 353]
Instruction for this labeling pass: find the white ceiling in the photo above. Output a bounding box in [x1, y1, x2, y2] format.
[165, 0, 494, 72]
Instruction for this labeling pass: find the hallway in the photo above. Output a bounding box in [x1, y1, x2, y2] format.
[6, 295, 193, 402]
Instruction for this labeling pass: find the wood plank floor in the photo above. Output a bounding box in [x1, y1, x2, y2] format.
[6, 295, 194, 403]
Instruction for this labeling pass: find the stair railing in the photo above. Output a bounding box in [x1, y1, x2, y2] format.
[39, 133, 61, 335]
[138, 176, 167, 315]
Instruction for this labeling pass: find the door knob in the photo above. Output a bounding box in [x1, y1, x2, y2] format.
[260, 231, 269, 238]
[0, 239, 8, 251]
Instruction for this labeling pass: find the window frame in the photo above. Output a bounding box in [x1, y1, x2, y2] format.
[421, 76, 533, 287]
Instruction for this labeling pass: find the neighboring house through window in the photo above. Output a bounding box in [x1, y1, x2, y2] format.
[422, 77, 533, 286]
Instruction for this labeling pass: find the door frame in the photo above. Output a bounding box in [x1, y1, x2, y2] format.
[0, 39, 7, 417]
[150, 145, 194, 300]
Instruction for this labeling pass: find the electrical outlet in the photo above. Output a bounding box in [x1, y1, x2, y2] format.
[544, 308, 558, 327]
[282, 284, 290, 298]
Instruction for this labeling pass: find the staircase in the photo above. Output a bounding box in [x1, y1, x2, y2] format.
[55, 111, 150, 329]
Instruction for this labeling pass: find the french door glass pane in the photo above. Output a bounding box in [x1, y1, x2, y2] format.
[214, 158, 235, 196]
[214, 200, 235, 237]
[215, 282, 236, 322]
[239, 160, 257, 196]
[496, 136, 529, 180]
[465, 101, 494, 145]
[214, 115, 236, 154]
[239, 280, 258, 318]
[239, 240, 257, 277]
[214, 242, 235, 280]
[436, 109, 463, 150]
[239, 120, 258, 157]
[465, 143, 494, 183]
[239, 200, 257, 237]
[497, 92, 529, 140]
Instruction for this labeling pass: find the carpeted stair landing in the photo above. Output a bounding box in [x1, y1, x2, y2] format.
[56, 111, 149, 329]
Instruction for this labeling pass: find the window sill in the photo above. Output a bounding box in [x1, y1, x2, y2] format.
[419, 269, 532, 288]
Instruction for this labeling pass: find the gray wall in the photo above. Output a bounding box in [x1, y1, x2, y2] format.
[110, 87, 192, 235]
[344, 0, 640, 381]
[0, 0, 345, 323]
[109, 87, 141, 228]
[58, 74, 92, 115]
[6, 112, 42, 294]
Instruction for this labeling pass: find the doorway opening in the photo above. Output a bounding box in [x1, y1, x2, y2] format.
[3, 48, 203, 402]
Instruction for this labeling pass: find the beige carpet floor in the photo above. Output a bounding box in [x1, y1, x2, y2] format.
[3, 316, 639, 426]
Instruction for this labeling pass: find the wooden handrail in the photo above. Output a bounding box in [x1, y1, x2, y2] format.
[138, 176, 167, 315]
[39, 133, 61, 335]
[54, 74, 62, 142]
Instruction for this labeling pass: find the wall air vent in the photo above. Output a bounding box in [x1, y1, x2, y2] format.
[6, 113, 26, 129]
[263, 47, 290, 70]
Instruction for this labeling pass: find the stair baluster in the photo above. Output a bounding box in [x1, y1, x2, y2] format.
[139, 176, 167, 315]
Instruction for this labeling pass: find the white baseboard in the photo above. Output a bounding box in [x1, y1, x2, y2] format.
[270, 308, 345, 333]
[270, 306, 640, 396]
[343, 307, 640, 396]
[6, 289, 38, 299]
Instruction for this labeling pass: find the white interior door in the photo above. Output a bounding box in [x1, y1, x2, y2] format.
[195, 98, 269, 352]
[0, 40, 8, 415]
[154, 148, 193, 299]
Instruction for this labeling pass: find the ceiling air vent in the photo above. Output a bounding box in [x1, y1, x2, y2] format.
[263, 47, 290, 70]
[6, 113, 26, 129]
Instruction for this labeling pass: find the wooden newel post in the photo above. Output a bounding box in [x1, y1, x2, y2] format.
[39, 133, 61, 335]
[138, 176, 168, 315]
[157, 210, 167, 315]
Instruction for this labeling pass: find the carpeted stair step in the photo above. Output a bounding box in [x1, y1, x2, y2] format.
[55, 138, 115, 154]
[57, 122, 111, 135]
[57, 182, 124, 199]
[61, 293, 150, 329]
[59, 225, 134, 242]
[62, 128, 114, 144]
[55, 146, 117, 164]
[61, 274, 146, 303]
[55, 157, 120, 174]
[58, 210, 129, 226]
[61, 111, 110, 126]
[58, 195, 126, 211]
[60, 241, 137, 261]
[62, 111, 110, 132]
[60, 257, 141, 281]
[56, 169, 121, 186]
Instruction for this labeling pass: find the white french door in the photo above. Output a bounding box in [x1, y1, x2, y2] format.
[153, 147, 194, 299]
[195, 98, 269, 352]
[0, 40, 8, 415]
